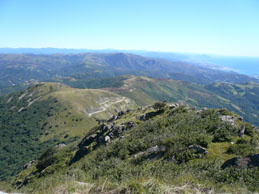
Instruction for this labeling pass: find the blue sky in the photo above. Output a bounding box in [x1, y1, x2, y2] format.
[0, 0, 259, 56]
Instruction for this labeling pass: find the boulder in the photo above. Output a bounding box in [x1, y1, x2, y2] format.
[238, 125, 246, 138]
[104, 135, 111, 144]
[188, 145, 209, 154]
[169, 103, 179, 109]
[196, 108, 208, 114]
[134, 145, 165, 159]
[23, 160, 35, 169]
[107, 115, 118, 122]
[54, 143, 66, 150]
[220, 115, 237, 126]
[221, 154, 259, 169]
[136, 110, 164, 121]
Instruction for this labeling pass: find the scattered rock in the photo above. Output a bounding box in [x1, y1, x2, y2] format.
[221, 154, 259, 169]
[136, 109, 164, 121]
[238, 125, 246, 138]
[188, 145, 208, 154]
[220, 115, 237, 126]
[169, 103, 179, 109]
[196, 108, 208, 114]
[134, 145, 166, 159]
[254, 126, 259, 133]
[54, 143, 66, 149]
[107, 115, 118, 122]
[70, 121, 135, 164]
[23, 160, 35, 169]
[105, 135, 111, 144]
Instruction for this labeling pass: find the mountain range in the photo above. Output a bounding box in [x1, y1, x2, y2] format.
[0, 53, 258, 93]
[1, 48, 259, 76]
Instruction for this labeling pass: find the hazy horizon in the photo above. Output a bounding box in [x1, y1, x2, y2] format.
[1, 0, 259, 57]
[1, 47, 259, 58]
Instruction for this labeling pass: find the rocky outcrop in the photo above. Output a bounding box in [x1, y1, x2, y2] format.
[134, 145, 166, 159]
[219, 115, 237, 126]
[70, 121, 135, 164]
[221, 154, 259, 169]
[169, 103, 179, 109]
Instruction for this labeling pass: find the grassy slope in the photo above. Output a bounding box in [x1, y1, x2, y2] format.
[104, 76, 259, 126]
[205, 82, 259, 126]
[15, 103, 259, 193]
[0, 82, 136, 180]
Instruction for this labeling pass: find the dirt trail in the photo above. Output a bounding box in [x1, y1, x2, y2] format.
[86, 97, 129, 116]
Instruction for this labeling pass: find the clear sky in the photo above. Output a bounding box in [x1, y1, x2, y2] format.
[1, 0, 259, 56]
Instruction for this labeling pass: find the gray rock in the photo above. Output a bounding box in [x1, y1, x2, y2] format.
[54, 143, 66, 149]
[221, 154, 259, 169]
[23, 160, 35, 169]
[220, 115, 237, 126]
[254, 127, 259, 133]
[134, 145, 165, 158]
[196, 108, 208, 114]
[107, 115, 118, 122]
[188, 145, 208, 154]
[239, 125, 246, 138]
[104, 135, 111, 144]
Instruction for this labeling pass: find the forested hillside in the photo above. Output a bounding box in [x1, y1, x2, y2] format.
[0, 82, 136, 180]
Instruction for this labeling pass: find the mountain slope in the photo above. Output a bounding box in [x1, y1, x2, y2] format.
[14, 103, 259, 193]
[97, 76, 259, 126]
[0, 82, 136, 180]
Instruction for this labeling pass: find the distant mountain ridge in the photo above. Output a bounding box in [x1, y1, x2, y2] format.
[1, 48, 259, 76]
[0, 53, 257, 95]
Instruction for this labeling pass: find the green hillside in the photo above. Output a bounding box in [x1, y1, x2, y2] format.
[0, 82, 136, 180]
[95, 76, 259, 126]
[14, 103, 259, 193]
